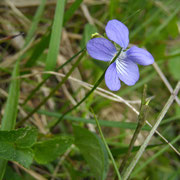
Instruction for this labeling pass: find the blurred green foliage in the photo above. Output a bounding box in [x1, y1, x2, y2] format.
[0, 0, 180, 179]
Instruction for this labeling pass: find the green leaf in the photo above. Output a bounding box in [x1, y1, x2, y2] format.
[147, 42, 166, 60]
[0, 1, 47, 176]
[166, 17, 179, 39]
[0, 127, 37, 168]
[1, 62, 20, 131]
[131, 135, 180, 177]
[33, 136, 73, 164]
[44, 0, 65, 78]
[74, 126, 109, 180]
[21, 48, 85, 108]
[63, 0, 83, 25]
[26, 108, 151, 131]
[24, 0, 47, 46]
[168, 57, 180, 80]
[144, 5, 180, 43]
[25, 32, 50, 67]
[81, 23, 97, 48]
[111, 144, 163, 156]
[4, 166, 22, 180]
[16, 128, 38, 148]
[0, 127, 37, 148]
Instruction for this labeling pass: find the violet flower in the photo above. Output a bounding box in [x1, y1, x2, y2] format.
[86, 19, 154, 91]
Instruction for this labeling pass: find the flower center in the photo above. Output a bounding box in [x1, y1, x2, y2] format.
[115, 50, 128, 76]
[116, 51, 126, 63]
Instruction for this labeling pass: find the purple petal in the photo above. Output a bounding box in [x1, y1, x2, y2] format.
[105, 62, 121, 91]
[116, 58, 139, 86]
[126, 46, 154, 66]
[86, 38, 117, 61]
[105, 19, 129, 49]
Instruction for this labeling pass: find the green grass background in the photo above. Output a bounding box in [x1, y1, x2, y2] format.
[0, 0, 180, 179]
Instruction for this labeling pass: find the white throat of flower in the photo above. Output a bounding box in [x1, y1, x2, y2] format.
[116, 51, 127, 62]
[115, 51, 128, 75]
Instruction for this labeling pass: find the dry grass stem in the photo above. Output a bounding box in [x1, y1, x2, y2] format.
[153, 62, 180, 105]
[13, 162, 48, 180]
[4, 71, 179, 156]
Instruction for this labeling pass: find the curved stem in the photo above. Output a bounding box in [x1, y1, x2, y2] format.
[122, 81, 180, 180]
[17, 50, 85, 127]
[92, 110, 122, 180]
[50, 48, 122, 131]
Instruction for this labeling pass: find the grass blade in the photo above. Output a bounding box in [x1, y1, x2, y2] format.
[22, 48, 85, 106]
[17, 51, 85, 127]
[63, 0, 83, 25]
[24, 108, 151, 130]
[25, 31, 50, 67]
[92, 111, 122, 179]
[122, 82, 180, 180]
[26, 0, 83, 67]
[131, 135, 180, 178]
[1, 63, 20, 130]
[44, 0, 66, 78]
[50, 49, 122, 130]
[24, 0, 47, 46]
[0, 62, 20, 180]
[144, 5, 180, 43]
[0, 0, 47, 178]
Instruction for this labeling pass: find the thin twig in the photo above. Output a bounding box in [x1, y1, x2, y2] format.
[153, 62, 180, 105]
[51, 145, 75, 180]
[81, 3, 94, 25]
[0, 32, 24, 43]
[122, 81, 180, 180]
[2, 71, 151, 104]
[119, 85, 148, 174]
[3, 71, 179, 155]
[50, 49, 122, 131]
[16, 51, 86, 127]
[14, 162, 47, 180]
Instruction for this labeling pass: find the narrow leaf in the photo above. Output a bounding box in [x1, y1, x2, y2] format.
[24, 0, 47, 46]
[32, 108, 150, 131]
[63, 0, 83, 25]
[1, 62, 20, 130]
[80, 23, 97, 48]
[44, 0, 65, 78]
[25, 32, 50, 67]
[0, 0, 47, 177]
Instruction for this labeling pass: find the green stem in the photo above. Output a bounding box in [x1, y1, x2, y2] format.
[92, 110, 122, 180]
[0, 0, 47, 177]
[25, 0, 47, 46]
[122, 81, 180, 180]
[44, 0, 66, 78]
[0, 58, 20, 179]
[22, 48, 85, 106]
[16, 51, 85, 127]
[50, 49, 122, 131]
[119, 85, 148, 174]
[131, 135, 180, 177]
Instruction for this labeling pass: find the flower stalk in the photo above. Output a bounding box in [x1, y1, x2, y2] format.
[50, 48, 122, 130]
[17, 50, 86, 127]
[92, 109, 122, 180]
[122, 81, 180, 180]
[119, 84, 148, 174]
